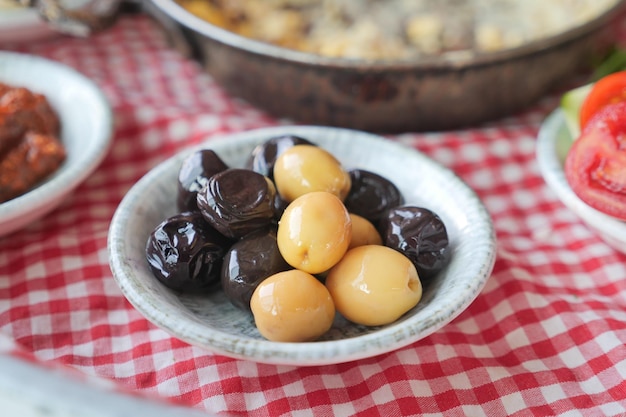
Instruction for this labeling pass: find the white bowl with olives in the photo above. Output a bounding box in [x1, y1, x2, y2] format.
[108, 126, 496, 366]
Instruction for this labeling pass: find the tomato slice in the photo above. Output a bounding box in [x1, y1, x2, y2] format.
[579, 71, 626, 131]
[565, 101, 626, 221]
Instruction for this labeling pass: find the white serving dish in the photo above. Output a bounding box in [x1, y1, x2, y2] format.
[0, 51, 113, 237]
[108, 125, 496, 366]
[536, 108, 626, 254]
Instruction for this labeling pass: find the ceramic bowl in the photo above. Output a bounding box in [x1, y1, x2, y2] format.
[108, 125, 496, 366]
[145, 0, 625, 132]
[0, 51, 113, 237]
[536, 108, 626, 254]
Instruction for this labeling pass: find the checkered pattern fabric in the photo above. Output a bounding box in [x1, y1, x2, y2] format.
[1, 13, 626, 417]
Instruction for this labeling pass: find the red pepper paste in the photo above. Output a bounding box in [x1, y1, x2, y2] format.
[0, 83, 66, 203]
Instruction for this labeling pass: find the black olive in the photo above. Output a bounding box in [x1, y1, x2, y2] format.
[197, 168, 278, 239]
[245, 134, 315, 180]
[273, 194, 289, 222]
[221, 228, 291, 311]
[177, 149, 229, 212]
[379, 206, 450, 285]
[344, 169, 404, 224]
[145, 211, 231, 293]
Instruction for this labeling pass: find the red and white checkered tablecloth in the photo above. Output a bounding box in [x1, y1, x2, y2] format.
[1, 12, 626, 417]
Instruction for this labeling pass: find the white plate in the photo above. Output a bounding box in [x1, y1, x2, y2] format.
[0, 5, 58, 43]
[0, 51, 113, 237]
[536, 108, 626, 253]
[108, 126, 496, 366]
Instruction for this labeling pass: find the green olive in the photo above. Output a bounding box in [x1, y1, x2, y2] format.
[348, 213, 382, 249]
[250, 269, 336, 342]
[273, 145, 351, 202]
[326, 245, 422, 326]
[277, 191, 352, 274]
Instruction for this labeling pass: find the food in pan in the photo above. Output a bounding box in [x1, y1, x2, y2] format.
[177, 0, 620, 60]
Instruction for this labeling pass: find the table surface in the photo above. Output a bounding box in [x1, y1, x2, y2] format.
[1, 11, 626, 417]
